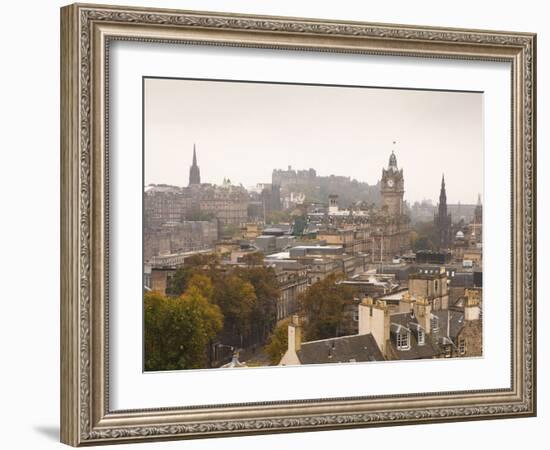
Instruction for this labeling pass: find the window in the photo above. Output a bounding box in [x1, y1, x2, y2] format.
[431, 316, 439, 332]
[459, 337, 466, 355]
[396, 332, 410, 350]
[353, 310, 359, 322]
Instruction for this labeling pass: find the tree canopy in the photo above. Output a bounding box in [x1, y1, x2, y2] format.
[165, 253, 219, 297]
[151, 256, 280, 367]
[144, 289, 223, 371]
[265, 319, 290, 365]
[299, 273, 357, 341]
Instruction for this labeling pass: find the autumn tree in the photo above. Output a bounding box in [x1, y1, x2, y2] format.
[236, 266, 279, 343]
[265, 319, 290, 365]
[240, 251, 265, 267]
[165, 253, 219, 296]
[144, 288, 223, 371]
[299, 273, 357, 341]
[213, 273, 256, 347]
[164, 254, 280, 350]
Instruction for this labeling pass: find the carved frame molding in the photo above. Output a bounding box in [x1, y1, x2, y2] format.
[61, 3, 536, 446]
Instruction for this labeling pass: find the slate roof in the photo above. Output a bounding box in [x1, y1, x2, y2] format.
[389, 312, 441, 360]
[297, 333, 384, 365]
[433, 310, 465, 342]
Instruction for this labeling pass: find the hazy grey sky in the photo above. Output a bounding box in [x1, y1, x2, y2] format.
[144, 78, 483, 204]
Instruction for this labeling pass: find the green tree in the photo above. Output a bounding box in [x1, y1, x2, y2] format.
[144, 290, 223, 371]
[299, 273, 357, 341]
[187, 273, 214, 302]
[213, 273, 257, 345]
[265, 319, 290, 365]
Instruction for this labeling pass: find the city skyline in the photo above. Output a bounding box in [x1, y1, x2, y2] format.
[144, 78, 484, 204]
[144, 78, 484, 372]
[148, 148, 482, 206]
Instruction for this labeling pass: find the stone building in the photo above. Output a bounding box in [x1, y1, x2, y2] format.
[408, 267, 449, 311]
[144, 184, 192, 228]
[199, 181, 249, 226]
[144, 220, 218, 261]
[453, 288, 483, 357]
[318, 224, 370, 254]
[276, 264, 308, 321]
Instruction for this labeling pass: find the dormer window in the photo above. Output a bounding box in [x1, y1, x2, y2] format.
[417, 329, 425, 345]
[431, 315, 440, 333]
[396, 332, 410, 350]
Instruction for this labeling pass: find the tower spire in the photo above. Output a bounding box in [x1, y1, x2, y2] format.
[439, 174, 447, 203]
[435, 173, 451, 250]
[188, 143, 201, 186]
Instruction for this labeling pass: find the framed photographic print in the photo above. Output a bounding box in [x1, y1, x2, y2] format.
[60, 3, 537, 446]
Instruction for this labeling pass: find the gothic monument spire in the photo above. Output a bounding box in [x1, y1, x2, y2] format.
[435, 173, 451, 249]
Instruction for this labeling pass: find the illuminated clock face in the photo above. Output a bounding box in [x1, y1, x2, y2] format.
[387, 179, 394, 188]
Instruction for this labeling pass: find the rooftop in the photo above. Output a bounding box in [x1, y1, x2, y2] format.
[297, 333, 384, 365]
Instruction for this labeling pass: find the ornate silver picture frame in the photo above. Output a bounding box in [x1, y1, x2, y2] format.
[60, 3, 536, 446]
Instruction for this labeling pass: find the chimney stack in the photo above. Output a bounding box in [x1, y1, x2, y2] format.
[464, 289, 481, 321]
[413, 295, 432, 334]
[358, 297, 390, 357]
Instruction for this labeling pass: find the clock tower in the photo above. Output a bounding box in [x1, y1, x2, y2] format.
[381, 150, 404, 217]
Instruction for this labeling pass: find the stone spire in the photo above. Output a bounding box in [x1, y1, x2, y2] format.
[188, 143, 201, 186]
[435, 174, 451, 250]
[439, 174, 447, 215]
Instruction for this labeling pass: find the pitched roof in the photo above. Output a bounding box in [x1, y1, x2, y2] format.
[433, 310, 465, 342]
[297, 333, 384, 365]
[389, 312, 441, 360]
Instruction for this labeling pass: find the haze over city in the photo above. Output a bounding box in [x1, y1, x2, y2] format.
[144, 77, 484, 204]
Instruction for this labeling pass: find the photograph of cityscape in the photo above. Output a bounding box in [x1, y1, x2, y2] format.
[143, 77, 483, 371]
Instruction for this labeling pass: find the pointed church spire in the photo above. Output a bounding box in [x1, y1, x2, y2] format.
[188, 143, 201, 186]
